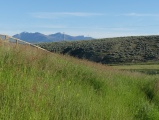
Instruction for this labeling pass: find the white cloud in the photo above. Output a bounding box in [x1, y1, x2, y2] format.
[31, 12, 104, 19]
[120, 13, 159, 17]
[30, 12, 159, 19]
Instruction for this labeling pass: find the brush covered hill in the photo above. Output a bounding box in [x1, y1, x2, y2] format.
[1, 41, 159, 119]
[38, 35, 159, 64]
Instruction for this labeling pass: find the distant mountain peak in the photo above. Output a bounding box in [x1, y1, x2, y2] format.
[13, 32, 93, 43]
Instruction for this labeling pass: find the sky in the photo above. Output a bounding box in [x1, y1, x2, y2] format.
[0, 0, 159, 38]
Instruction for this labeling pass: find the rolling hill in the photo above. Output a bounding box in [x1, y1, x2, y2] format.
[1, 38, 159, 119]
[13, 32, 93, 43]
[38, 35, 159, 64]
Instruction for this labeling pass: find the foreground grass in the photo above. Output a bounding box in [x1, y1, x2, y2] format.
[0, 44, 159, 120]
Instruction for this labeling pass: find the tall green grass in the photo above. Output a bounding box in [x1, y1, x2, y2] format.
[0, 44, 159, 120]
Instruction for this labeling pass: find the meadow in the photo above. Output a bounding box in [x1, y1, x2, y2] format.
[0, 43, 159, 120]
[113, 64, 159, 75]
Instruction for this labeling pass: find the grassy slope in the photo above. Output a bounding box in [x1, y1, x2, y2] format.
[38, 35, 159, 64]
[0, 44, 159, 119]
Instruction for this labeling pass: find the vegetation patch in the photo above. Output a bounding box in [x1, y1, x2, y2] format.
[38, 35, 159, 64]
[1, 43, 159, 119]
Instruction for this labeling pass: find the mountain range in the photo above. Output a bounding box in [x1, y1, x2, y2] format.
[13, 32, 93, 43]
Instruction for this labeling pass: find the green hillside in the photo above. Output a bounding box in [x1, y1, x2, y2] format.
[38, 35, 159, 64]
[1, 43, 159, 119]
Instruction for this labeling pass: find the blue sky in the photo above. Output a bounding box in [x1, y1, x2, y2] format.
[0, 0, 159, 38]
